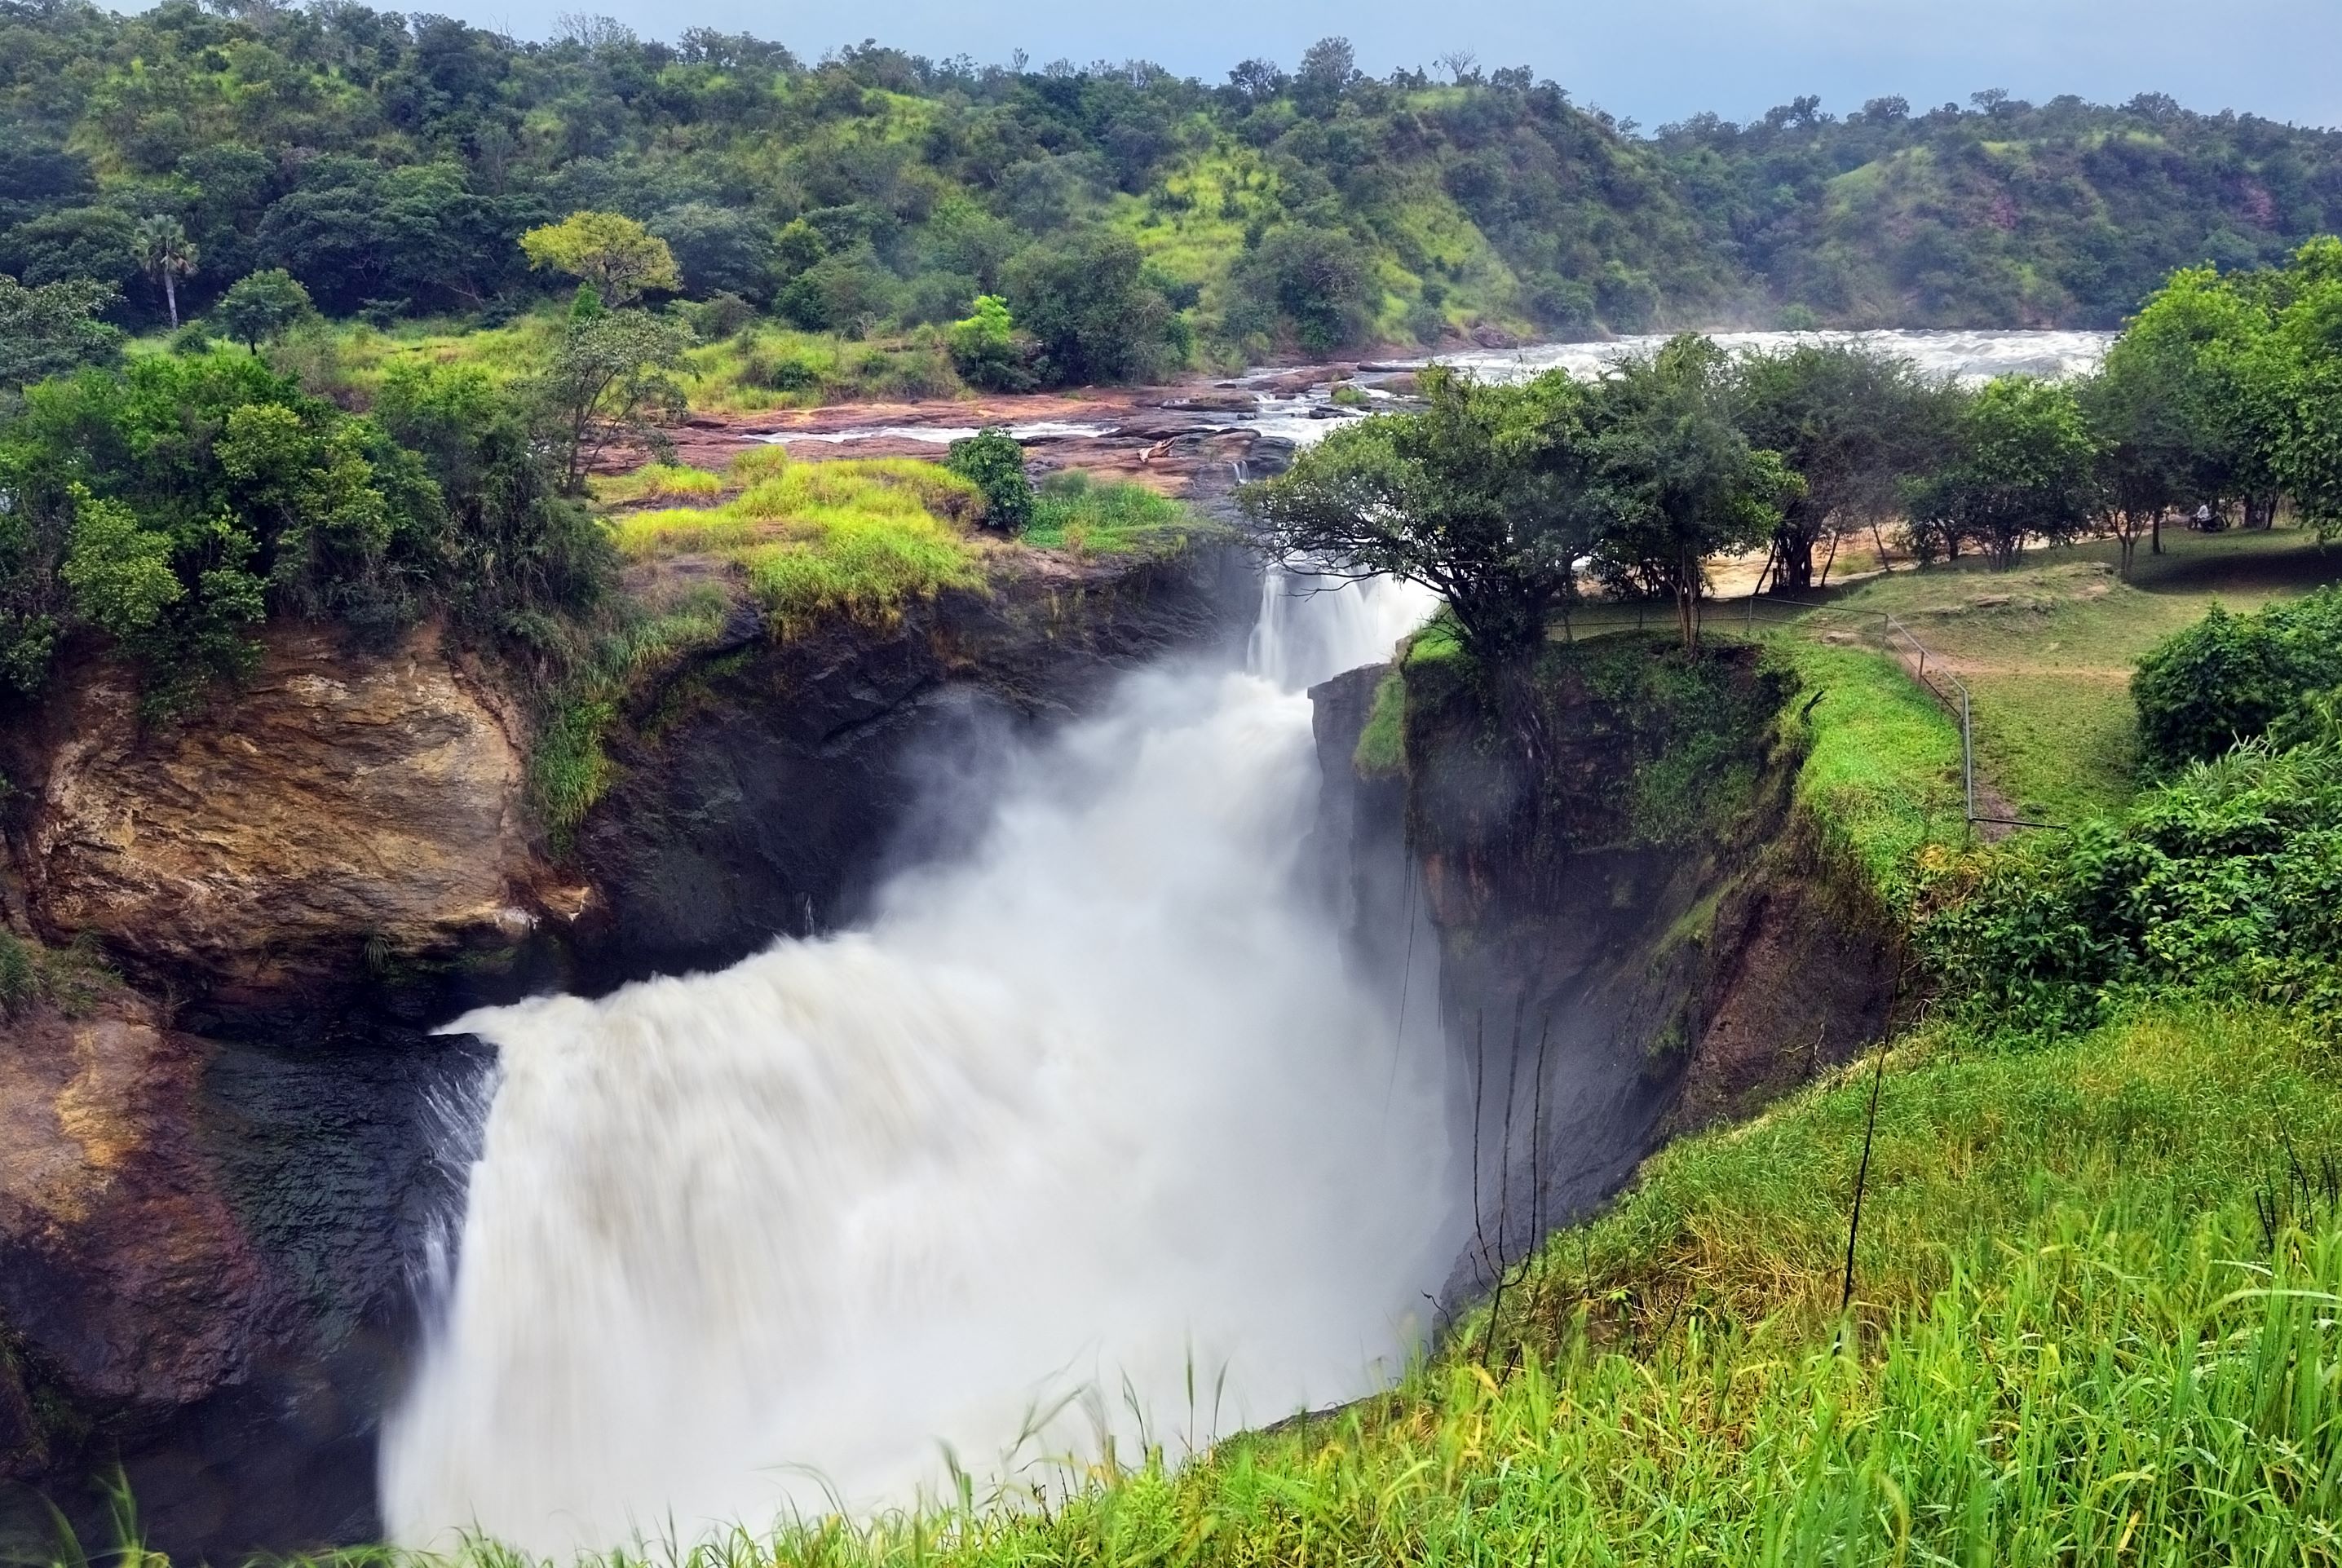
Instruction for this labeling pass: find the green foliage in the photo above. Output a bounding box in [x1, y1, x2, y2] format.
[210, 267, 313, 351]
[1003, 232, 1178, 385]
[532, 308, 691, 490]
[0, 273, 118, 386]
[944, 294, 1032, 391]
[1586, 334, 1802, 646]
[1022, 470, 1203, 558]
[0, 352, 446, 705]
[1905, 374, 2096, 568]
[1242, 364, 1597, 662]
[1228, 223, 1371, 353]
[1351, 665, 1407, 776]
[1732, 339, 1955, 592]
[2131, 586, 2342, 773]
[520, 211, 682, 307]
[0, 930, 33, 1011]
[1923, 714, 2342, 1030]
[942, 429, 1032, 533]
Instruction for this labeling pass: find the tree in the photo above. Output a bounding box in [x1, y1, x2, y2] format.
[2253, 238, 2342, 540]
[2077, 360, 2182, 579]
[946, 295, 1035, 391]
[944, 429, 1033, 532]
[531, 308, 691, 490]
[1734, 342, 1948, 592]
[1231, 226, 1371, 355]
[520, 210, 681, 307]
[1587, 336, 1801, 649]
[2109, 264, 2281, 552]
[1907, 376, 2097, 570]
[212, 268, 314, 352]
[1239, 365, 1599, 664]
[1004, 232, 1177, 386]
[0, 275, 120, 386]
[374, 360, 613, 622]
[131, 214, 197, 329]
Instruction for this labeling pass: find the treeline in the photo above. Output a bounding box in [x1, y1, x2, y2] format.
[3, 0, 2340, 365]
[1244, 239, 2342, 660]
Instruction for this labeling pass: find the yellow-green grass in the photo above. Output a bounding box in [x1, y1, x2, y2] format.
[1021, 472, 1209, 560]
[610, 452, 988, 633]
[1779, 526, 2342, 824]
[278, 998, 2342, 1566]
[590, 462, 727, 507]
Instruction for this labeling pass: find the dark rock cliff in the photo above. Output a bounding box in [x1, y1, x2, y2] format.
[1310, 635, 1903, 1307]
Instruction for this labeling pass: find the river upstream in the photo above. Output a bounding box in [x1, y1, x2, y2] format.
[387, 329, 2108, 1552]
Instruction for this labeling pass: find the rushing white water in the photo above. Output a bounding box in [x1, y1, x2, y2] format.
[1428, 326, 2116, 386]
[384, 576, 1450, 1554]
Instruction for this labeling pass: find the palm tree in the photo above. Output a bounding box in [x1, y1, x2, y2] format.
[132, 215, 198, 330]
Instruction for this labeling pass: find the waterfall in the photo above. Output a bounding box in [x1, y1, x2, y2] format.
[383, 575, 1453, 1554]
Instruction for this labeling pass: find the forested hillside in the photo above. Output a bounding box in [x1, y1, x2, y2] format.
[4, 0, 2340, 360]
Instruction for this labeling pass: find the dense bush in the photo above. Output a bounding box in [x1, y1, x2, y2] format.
[943, 429, 1032, 533]
[1922, 717, 2342, 1030]
[2131, 587, 2342, 774]
[0, 351, 445, 708]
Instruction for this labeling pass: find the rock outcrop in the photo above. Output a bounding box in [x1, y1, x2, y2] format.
[1310, 637, 1903, 1305]
[9, 621, 551, 1008]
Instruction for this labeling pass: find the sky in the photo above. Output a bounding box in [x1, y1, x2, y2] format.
[426, 0, 2342, 131]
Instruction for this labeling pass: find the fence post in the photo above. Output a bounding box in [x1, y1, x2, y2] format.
[1961, 685, 1975, 833]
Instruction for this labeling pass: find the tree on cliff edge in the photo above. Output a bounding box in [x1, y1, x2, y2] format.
[1238, 365, 1600, 665]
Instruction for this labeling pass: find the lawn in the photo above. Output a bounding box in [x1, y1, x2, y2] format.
[1768, 526, 2342, 824]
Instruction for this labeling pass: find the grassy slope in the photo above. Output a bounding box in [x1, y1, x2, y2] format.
[1783, 528, 2342, 823]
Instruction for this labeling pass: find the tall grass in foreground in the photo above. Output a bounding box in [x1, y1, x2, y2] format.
[266, 1000, 2342, 1567]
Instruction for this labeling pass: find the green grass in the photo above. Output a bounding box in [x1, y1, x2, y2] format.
[1020, 472, 1209, 559]
[1776, 639, 1969, 909]
[607, 450, 988, 634]
[255, 308, 973, 415]
[1353, 665, 1407, 776]
[1787, 527, 2342, 824]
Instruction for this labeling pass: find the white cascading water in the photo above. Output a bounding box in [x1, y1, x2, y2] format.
[383, 572, 1454, 1554]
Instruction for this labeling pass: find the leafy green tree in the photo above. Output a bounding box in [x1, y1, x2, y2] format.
[373, 359, 614, 624]
[1240, 365, 1599, 663]
[521, 210, 681, 306]
[531, 308, 691, 490]
[130, 213, 197, 329]
[1231, 226, 1371, 354]
[1005, 232, 1178, 386]
[211, 267, 315, 352]
[2254, 239, 2342, 540]
[0, 275, 120, 386]
[1907, 376, 2097, 570]
[944, 428, 1034, 532]
[946, 294, 1033, 391]
[1587, 335, 1801, 648]
[1733, 341, 1949, 592]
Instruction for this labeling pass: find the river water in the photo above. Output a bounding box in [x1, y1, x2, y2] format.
[383, 576, 1452, 1553]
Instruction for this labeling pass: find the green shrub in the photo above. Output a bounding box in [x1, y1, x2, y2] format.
[2132, 586, 2342, 774]
[1922, 718, 2342, 1031]
[943, 429, 1032, 534]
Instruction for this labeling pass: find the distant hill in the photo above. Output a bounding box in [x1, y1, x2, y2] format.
[3, 2, 2339, 355]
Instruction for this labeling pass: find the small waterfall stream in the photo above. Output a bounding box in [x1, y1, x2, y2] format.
[383, 573, 1452, 1553]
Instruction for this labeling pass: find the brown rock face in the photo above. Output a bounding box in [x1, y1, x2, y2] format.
[0, 996, 298, 1475]
[23, 622, 539, 992]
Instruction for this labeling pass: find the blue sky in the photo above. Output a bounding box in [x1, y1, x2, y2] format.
[435, 0, 2342, 130]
